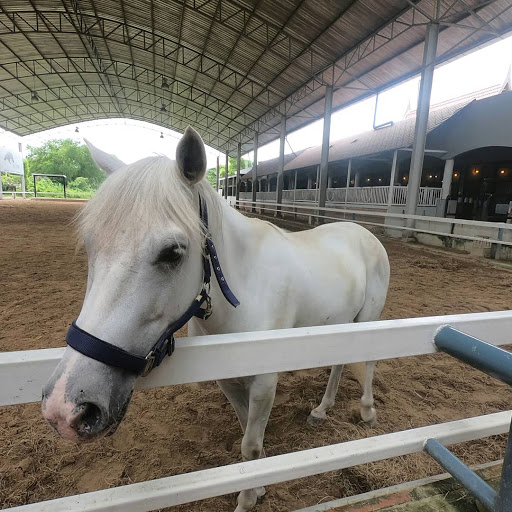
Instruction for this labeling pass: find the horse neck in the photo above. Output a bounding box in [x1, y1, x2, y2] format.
[201, 194, 255, 327]
[207, 194, 254, 262]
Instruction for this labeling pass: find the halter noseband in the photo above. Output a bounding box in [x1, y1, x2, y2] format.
[65, 195, 239, 377]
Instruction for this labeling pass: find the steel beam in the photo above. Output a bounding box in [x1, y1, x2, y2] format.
[252, 132, 258, 212]
[344, 159, 352, 210]
[216, 156, 220, 192]
[424, 438, 497, 511]
[405, 21, 439, 231]
[497, 422, 512, 512]
[435, 326, 512, 386]
[318, 85, 333, 221]
[387, 150, 399, 208]
[441, 158, 455, 200]
[236, 142, 241, 206]
[224, 151, 229, 199]
[276, 115, 286, 216]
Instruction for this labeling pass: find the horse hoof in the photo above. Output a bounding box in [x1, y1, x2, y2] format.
[256, 486, 266, 498]
[360, 407, 377, 426]
[307, 413, 325, 426]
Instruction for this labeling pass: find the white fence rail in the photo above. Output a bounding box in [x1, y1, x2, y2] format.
[2, 310, 512, 511]
[8, 412, 511, 512]
[3, 311, 512, 407]
[237, 199, 512, 252]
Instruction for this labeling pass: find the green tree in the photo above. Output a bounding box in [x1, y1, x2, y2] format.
[24, 139, 106, 191]
[206, 156, 252, 188]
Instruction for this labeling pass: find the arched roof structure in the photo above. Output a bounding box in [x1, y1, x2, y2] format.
[1, 0, 511, 155]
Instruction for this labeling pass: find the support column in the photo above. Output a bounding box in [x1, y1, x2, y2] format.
[216, 156, 220, 192]
[267, 178, 271, 192]
[293, 169, 297, 203]
[318, 85, 334, 219]
[252, 132, 258, 212]
[307, 175, 312, 189]
[236, 142, 241, 207]
[387, 150, 399, 208]
[224, 151, 229, 199]
[354, 168, 361, 187]
[21, 173, 26, 198]
[276, 115, 286, 215]
[441, 158, 454, 200]
[405, 20, 439, 230]
[328, 175, 333, 188]
[344, 159, 352, 208]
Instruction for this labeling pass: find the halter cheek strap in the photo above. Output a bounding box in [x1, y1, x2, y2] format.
[66, 195, 239, 377]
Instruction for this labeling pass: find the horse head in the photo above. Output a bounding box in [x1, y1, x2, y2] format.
[42, 127, 210, 442]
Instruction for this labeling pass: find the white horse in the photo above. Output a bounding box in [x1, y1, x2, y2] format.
[42, 127, 390, 512]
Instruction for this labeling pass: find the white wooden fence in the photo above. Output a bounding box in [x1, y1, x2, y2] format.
[2, 310, 512, 511]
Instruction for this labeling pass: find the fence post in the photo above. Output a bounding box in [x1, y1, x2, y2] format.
[492, 228, 504, 260]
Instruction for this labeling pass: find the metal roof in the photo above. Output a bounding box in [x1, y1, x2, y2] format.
[1, 0, 511, 155]
[284, 99, 470, 171]
[286, 85, 509, 170]
[241, 148, 307, 180]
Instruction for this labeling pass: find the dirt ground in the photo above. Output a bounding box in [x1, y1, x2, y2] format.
[1, 199, 511, 511]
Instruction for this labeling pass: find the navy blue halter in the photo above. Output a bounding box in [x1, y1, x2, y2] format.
[66, 195, 239, 377]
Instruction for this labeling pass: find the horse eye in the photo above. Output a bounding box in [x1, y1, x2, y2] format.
[155, 245, 185, 266]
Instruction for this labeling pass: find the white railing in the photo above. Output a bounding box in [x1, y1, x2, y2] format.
[239, 187, 442, 207]
[392, 186, 408, 205]
[346, 186, 389, 205]
[419, 186, 442, 206]
[2, 311, 512, 511]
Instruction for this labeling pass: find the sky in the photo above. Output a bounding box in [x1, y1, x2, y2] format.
[2, 31, 512, 170]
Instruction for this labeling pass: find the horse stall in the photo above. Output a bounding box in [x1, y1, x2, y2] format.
[1, 199, 512, 512]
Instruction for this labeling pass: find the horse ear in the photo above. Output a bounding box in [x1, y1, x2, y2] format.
[176, 126, 207, 185]
[84, 139, 126, 175]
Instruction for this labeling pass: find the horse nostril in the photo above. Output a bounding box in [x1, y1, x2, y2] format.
[71, 402, 104, 434]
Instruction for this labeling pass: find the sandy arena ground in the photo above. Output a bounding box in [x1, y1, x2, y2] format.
[1, 199, 512, 511]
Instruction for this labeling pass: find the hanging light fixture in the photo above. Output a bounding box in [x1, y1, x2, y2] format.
[75, 126, 79, 133]
[161, 77, 169, 89]
[31, 69, 39, 102]
[160, 103, 167, 113]
[160, 132, 164, 139]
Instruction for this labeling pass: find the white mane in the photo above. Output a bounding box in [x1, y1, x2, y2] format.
[76, 155, 219, 250]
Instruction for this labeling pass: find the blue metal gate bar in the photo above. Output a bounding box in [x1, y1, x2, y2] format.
[496, 424, 512, 512]
[424, 438, 497, 511]
[435, 326, 512, 386]
[429, 325, 512, 512]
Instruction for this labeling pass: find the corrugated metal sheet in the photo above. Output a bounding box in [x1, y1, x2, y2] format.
[284, 99, 474, 171]
[241, 149, 307, 180]
[0, 0, 511, 153]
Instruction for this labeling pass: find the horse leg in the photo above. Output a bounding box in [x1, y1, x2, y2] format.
[234, 373, 278, 512]
[217, 379, 249, 432]
[307, 364, 343, 425]
[348, 361, 377, 425]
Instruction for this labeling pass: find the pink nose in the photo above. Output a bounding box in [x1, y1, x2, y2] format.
[42, 399, 106, 442]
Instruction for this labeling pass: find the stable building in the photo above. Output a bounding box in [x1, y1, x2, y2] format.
[232, 85, 512, 222]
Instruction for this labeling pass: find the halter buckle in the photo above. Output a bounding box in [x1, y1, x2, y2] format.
[142, 351, 156, 377]
[204, 295, 213, 319]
